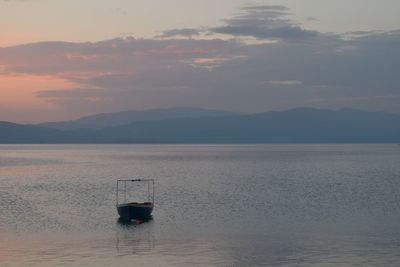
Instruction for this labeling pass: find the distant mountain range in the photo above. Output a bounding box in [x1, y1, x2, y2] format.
[39, 107, 238, 130]
[1, 107, 400, 144]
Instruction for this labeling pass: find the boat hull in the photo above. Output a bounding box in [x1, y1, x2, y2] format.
[117, 203, 153, 221]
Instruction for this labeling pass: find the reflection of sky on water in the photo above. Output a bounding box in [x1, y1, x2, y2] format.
[3, 230, 400, 266]
[1, 222, 400, 266]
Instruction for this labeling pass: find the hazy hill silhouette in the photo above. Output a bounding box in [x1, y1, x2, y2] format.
[1, 108, 400, 144]
[0, 122, 67, 144]
[39, 107, 238, 130]
[91, 108, 400, 143]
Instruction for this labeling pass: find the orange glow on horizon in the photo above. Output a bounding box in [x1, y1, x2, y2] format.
[0, 74, 77, 108]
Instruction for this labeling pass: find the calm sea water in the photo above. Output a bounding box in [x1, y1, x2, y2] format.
[1, 144, 400, 266]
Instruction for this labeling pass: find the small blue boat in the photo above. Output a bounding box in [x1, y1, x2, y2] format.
[116, 179, 154, 221]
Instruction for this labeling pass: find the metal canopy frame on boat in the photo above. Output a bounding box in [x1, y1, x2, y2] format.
[116, 179, 155, 206]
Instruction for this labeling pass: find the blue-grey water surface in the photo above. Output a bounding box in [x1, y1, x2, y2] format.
[1, 144, 400, 266]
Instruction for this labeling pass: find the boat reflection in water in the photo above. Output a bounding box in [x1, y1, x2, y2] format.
[116, 216, 155, 256]
[116, 179, 155, 221]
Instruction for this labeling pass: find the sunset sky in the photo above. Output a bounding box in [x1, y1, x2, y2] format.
[1, 0, 400, 123]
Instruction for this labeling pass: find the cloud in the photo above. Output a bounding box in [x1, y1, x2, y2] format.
[157, 28, 201, 38]
[264, 80, 303, 86]
[210, 5, 319, 41]
[305, 16, 319, 22]
[110, 7, 128, 16]
[2, 30, 400, 116]
[36, 88, 104, 98]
